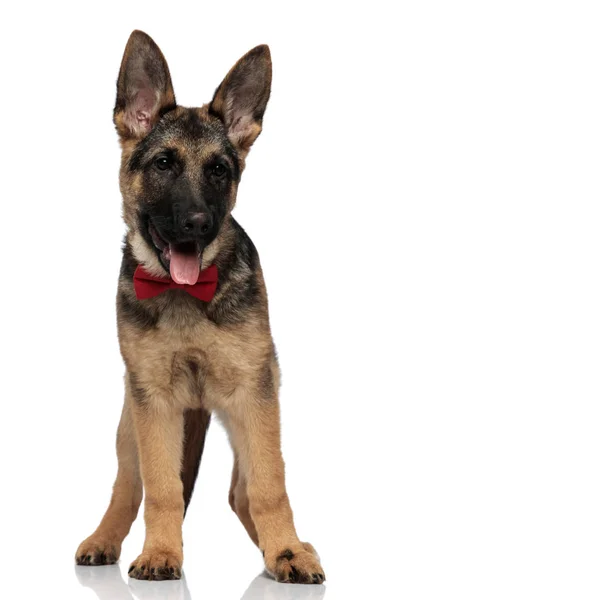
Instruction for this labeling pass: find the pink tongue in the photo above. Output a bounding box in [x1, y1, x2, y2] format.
[169, 245, 200, 285]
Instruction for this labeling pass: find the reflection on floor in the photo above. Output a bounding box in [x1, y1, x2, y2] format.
[75, 564, 326, 600]
[240, 572, 326, 600]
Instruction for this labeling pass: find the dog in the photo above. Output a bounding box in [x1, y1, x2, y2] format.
[75, 30, 325, 585]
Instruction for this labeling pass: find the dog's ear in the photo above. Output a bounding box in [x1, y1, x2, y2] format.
[210, 45, 272, 157]
[114, 30, 176, 140]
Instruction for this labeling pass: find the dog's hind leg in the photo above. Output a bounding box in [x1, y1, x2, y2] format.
[75, 391, 143, 565]
[229, 455, 259, 546]
[181, 408, 211, 515]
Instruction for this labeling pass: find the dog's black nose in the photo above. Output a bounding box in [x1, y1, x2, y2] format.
[181, 212, 213, 237]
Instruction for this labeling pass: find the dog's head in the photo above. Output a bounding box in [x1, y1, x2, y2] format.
[115, 30, 271, 283]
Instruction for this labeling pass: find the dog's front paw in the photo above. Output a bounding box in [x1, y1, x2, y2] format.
[75, 536, 119, 566]
[265, 543, 325, 584]
[128, 549, 182, 580]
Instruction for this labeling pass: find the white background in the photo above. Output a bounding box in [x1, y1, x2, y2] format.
[1, 1, 599, 599]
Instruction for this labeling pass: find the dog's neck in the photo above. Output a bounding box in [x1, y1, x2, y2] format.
[128, 216, 236, 280]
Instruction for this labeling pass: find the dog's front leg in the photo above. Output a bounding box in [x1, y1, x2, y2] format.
[223, 393, 325, 584]
[128, 388, 185, 581]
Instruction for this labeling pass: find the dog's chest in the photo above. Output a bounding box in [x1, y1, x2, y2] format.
[121, 313, 261, 411]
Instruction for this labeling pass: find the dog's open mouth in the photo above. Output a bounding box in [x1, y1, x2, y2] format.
[148, 222, 202, 285]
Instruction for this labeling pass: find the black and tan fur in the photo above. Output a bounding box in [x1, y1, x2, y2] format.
[75, 30, 325, 584]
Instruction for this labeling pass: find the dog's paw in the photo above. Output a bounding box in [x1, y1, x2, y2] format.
[75, 537, 119, 566]
[128, 550, 182, 581]
[266, 543, 325, 584]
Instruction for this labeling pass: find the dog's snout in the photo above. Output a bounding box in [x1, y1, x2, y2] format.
[181, 212, 213, 237]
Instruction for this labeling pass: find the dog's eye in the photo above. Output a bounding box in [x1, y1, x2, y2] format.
[212, 164, 227, 178]
[155, 155, 172, 171]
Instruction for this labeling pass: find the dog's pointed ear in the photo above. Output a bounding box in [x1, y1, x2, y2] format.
[210, 45, 272, 157]
[114, 30, 176, 140]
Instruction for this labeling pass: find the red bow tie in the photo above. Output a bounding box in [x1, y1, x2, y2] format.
[133, 264, 218, 301]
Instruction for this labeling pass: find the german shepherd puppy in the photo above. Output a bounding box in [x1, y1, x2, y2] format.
[75, 30, 325, 585]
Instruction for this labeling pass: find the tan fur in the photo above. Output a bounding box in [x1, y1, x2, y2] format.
[75, 391, 142, 565]
[127, 392, 186, 579]
[229, 457, 259, 545]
